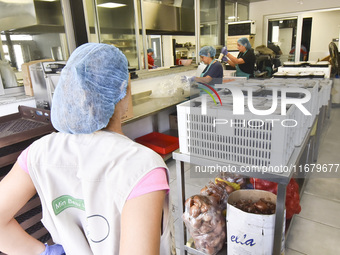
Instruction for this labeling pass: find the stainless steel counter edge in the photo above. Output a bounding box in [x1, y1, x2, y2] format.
[0, 94, 35, 106]
[122, 95, 188, 125]
[133, 65, 197, 80]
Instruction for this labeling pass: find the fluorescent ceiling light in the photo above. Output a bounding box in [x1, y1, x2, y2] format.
[0, 0, 31, 3]
[97, 2, 126, 8]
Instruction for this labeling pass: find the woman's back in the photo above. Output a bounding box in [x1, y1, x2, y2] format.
[28, 131, 169, 254]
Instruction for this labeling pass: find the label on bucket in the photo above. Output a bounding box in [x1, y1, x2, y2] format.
[227, 209, 275, 255]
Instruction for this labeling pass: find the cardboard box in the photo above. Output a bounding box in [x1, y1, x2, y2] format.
[226, 35, 255, 51]
[121, 76, 133, 121]
[169, 112, 178, 130]
[21, 59, 54, 96]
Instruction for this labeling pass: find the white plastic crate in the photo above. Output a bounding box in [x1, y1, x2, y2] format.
[283, 80, 318, 140]
[319, 79, 332, 108]
[216, 79, 319, 147]
[177, 96, 299, 167]
[266, 79, 318, 129]
[318, 82, 325, 110]
[262, 80, 317, 145]
[306, 83, 319, 127]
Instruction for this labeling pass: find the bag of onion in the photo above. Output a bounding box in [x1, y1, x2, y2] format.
[182, 195, 226, 255]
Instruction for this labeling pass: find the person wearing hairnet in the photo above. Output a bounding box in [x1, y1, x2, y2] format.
[221, 37, 256, 78]
[183, 46, 223, 86]
[0, 43, 170, 255]
[147, 48, 157, 69]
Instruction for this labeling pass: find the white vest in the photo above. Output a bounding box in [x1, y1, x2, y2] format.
[28, 131, 170, 255]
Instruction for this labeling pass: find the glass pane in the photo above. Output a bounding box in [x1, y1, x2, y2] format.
[2, 45, 8, 54]
[237, 3, 248, 21]
[148, 35, 162, 67]
[138, 34, 146, 69]
[13, 45, 24, 71]
[268, 18, 297, 63]
[83, 0, 99, 43]
[142, 0, 194, 69]
[0, 0, 67, 89]
[225, 1, 235, 43]
[225, 1, 235, 22]
[173, 35, 196, 66]
[94, 0, 139, 69]
[200, 0, 219, 48]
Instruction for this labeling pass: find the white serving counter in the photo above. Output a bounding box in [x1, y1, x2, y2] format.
[0, 94, 36, 117]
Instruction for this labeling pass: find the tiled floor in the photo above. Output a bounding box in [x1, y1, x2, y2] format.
[166, 106, 340, 254]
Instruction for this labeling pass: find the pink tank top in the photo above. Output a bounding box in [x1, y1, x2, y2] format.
[18, 147, 169, 200]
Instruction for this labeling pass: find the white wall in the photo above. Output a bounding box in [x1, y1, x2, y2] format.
[305, 10, 340, 60]
[162, 36, 174, 67]
[172, 36, 195, 44]
[249, 0, 340, 51]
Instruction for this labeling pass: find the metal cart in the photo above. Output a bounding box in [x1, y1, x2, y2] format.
[173, 105, 328, 255]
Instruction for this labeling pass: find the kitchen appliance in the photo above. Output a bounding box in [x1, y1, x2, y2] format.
[29, 61, 65, 109]
[0, 105, 55, 246]
[128, 67, 138, 79]
[0, 106, 55, 168]
[228, 20, 256, 36]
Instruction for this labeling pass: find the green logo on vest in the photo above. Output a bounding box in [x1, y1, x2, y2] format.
[52, 195, 85, 215]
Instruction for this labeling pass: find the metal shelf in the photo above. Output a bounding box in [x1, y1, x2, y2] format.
[172, 105, 327, 255]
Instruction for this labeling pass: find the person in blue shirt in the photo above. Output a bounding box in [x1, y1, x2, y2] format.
[184, 46, 223, 86]
[196, 46, 223, 85]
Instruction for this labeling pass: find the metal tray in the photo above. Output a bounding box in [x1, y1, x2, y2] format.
[0, 106, 55, 168]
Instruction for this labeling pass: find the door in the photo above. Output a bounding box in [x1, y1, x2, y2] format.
[150, 36, 162, 67]
[268, 18, 298, 63]
[301, 17, 312, 61]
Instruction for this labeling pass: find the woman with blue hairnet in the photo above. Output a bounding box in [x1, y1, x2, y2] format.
[0, 43, 170, 255]
[185, 46, 223, 86]
[221, 37, 256, 78]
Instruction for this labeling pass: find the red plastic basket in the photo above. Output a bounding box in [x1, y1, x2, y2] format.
[135, 132, 179, 154]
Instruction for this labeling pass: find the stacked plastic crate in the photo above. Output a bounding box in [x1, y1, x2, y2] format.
[177, 95, 298, 168]
[318, 79, 332, 109]
[177, 78, 325, 168]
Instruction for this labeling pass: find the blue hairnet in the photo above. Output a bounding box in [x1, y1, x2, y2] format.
[199, 46, 216, 58]
[147, 48, 154, 53]
[51, 43, 129, 134]
[237, 37, 252, 50]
